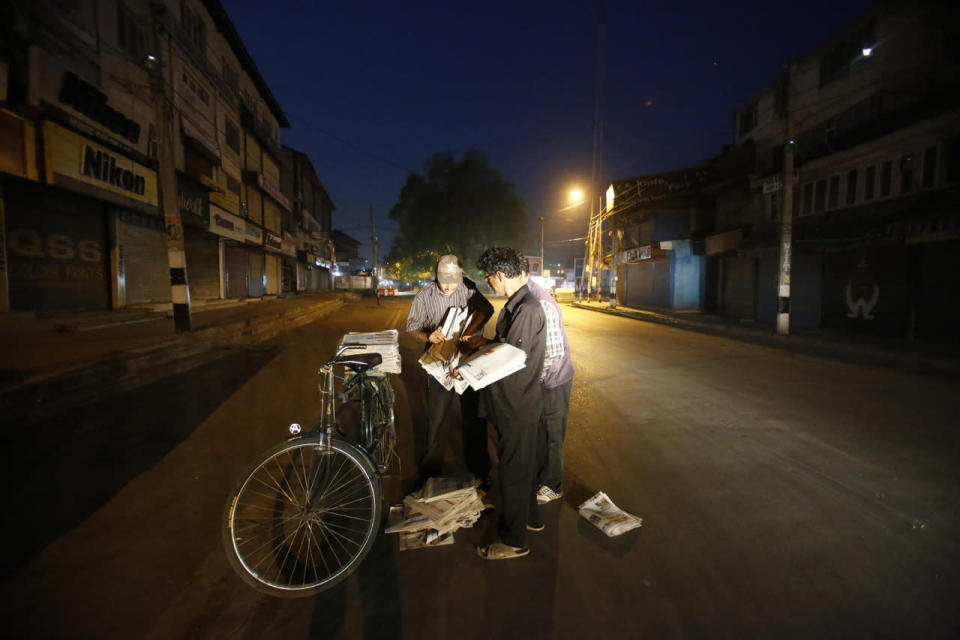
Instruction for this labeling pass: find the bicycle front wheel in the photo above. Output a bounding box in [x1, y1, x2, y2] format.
[222, 434, 382, 598]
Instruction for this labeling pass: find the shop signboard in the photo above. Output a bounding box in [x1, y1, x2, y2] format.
[209, 204, 246, 242]
[43, 121, 157, 207]
[243, 221, 263, 245]
[265, 231, 282, 253]
[281, 231, 297, 257]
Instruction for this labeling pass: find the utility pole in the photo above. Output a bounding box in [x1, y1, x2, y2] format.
[539, 216, 545, 281]
[370, 205, 379, 288]
[149, 6, 191, 331]
[776, 63, 794, 335]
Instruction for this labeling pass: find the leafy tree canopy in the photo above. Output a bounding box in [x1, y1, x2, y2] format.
[386, 150, 529, 283]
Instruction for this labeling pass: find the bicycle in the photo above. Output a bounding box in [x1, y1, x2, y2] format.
[222, 342, 398, 598]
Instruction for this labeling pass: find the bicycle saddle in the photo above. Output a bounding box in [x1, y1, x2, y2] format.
[336, 352, 382, 373]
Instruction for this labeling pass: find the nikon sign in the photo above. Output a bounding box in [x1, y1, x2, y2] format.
[43, 121, 157, 207]
[81, 146, 146, 195]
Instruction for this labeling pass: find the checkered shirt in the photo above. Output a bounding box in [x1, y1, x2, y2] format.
[538, 300, 564, 382]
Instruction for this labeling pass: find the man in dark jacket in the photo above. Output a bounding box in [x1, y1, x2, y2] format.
[466, 247, 546, 560]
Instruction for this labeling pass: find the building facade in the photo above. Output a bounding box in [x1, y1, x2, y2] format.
[607, 0, 960, 344]
[0, 0, 333, 314]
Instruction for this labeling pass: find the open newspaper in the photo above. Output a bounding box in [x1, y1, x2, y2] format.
[385, 476, 487, 550]
[340, 329, 401, 373]
[418, 307, 472, 393]
[577, 491, 644, 537]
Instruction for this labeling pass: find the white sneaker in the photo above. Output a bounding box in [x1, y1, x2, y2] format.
[536, 485, 562, 504]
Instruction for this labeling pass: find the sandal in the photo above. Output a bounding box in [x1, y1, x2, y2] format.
[476, 541, 529, 560]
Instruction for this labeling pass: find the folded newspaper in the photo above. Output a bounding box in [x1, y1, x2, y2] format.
[341, 329, 401, 374]
[456, 342, 527, 391]
[386, 476, 488, 550]
[577, 491, 643, 537]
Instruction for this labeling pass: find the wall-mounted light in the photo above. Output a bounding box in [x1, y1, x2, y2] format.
[862, 47, 873, 57]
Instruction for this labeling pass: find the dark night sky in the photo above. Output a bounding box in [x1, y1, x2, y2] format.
[226, 0, 875, 265]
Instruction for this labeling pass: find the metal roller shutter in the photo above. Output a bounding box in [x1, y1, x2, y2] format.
[224, 244, 248, 299]
[121, 215, 170, 305]
[264, 253, 279, 295]
[624, 259, 670, 308]
[722, 256, 756, 320]
[185, 229, 220, 301]
[247, 251, 264, 297]
[4, 184, 110, 310]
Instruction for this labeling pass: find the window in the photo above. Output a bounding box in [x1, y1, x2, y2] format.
[803, 182, 814, 215]
[846, 169, 857, 205]
[865, 165, 876, 200]
[222, 58, 239, 94]
[117, 3, 145, 62]
[766, 190, 779, 221]
[900, 154, 915, 194]
[225, 118, 240, 154]
[922, 146, 937, 189]
[181, 1, 207, 53]
[225, 173, 241, 196]
[947, 138, 960, 183]
[738, 102, 758, 137]
[814, 179, 827, 212]
[828, 175, 840, 209]
[880, 161, 892, 197]
[184, 143, 212, 180]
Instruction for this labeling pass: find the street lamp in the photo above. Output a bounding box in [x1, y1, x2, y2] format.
[539, 187, 586, 285]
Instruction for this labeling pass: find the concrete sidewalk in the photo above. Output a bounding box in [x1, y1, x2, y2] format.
[0, 292, 356, 427]
[571, 299, 960, 378]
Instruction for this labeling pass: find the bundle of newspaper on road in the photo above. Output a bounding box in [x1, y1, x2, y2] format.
[578, 491, 644, 537]
[418, 307, 527, 394]
[340, 329, 401, 374]
[386, 476, 488, 551]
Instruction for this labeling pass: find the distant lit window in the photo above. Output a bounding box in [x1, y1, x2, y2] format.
[846, 170, 857, 205]
[922, 146, 937, 189]
[865, 165, 876, 200]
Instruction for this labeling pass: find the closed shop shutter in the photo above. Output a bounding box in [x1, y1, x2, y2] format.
[623, 260, 670, 308]
[4, 184, 110, 310]
[281, 257, 295, 292]
[121, 215, 170, 305]
[185, 228, 220, 300]
[723, 256, 755, 320]
[224, 243, 248, 298]
[914, 239, 960, 344]
[822, 247, 909, 337]
[265, 253, 279, 294]
[248, 250, 265, 297]
[790, 250, 822, 329]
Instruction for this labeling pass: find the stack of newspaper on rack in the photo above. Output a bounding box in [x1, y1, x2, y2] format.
[418, 307, 472, 393]
[385, 476, 488, 551]
[577, 491, 644, 537]
[340, 329, 401, 374]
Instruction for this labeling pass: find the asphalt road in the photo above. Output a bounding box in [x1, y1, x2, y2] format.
[1, 296, 958, 639]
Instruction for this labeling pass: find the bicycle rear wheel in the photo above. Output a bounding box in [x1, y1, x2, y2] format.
[222, 434, 382, 598]
[366, 378, 397, 472]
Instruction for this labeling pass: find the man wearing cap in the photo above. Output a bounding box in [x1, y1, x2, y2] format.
[405, 254, 494, 484]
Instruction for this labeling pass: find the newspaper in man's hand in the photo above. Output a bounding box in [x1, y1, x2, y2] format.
[456, 342, 527, 390]
[577, 491, 643, 537]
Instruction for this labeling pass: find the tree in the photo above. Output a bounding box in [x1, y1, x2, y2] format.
[387, 150, 529, 282]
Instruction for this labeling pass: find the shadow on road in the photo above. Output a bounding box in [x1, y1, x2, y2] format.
[0, 346, 278, 581]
